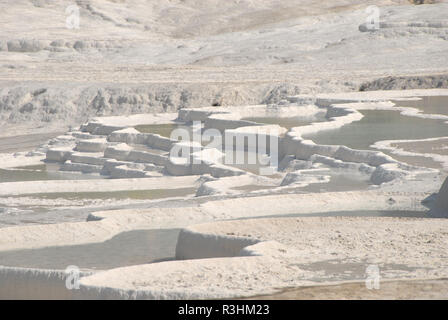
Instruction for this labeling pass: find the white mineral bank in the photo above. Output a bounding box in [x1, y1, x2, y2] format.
[76, 216, 448, 299]
[1, 0, 448, 299]
[1, 88, 448, 299]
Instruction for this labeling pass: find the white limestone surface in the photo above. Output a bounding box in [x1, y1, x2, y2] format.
[77, 217, 448, 299]
[0, 176, 200, 196]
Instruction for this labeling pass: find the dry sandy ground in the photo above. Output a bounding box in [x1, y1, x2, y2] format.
[245, 279, 448, 300]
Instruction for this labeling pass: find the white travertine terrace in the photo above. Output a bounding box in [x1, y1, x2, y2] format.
[0, 189, 437, 299]
[1, 0, 448, 299]
[1, 89, 448, 299]
[36, 89, 448, 194]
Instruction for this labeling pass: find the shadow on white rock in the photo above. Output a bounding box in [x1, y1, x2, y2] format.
[429, 176, 448, 218]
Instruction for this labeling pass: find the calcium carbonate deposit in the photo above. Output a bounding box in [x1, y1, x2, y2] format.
[1, 0, 448, 300]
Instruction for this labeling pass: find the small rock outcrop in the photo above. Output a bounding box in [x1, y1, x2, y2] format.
[429, 176, 448, 217]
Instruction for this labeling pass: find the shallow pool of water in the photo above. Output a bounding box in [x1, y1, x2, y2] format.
[392, 96, 448, 117]
[241, 114, 326, 131]
[298, 172, 372, 193]
[304, 109, 448, 151]
[0, 166, 104, 183]
[0, 229, 180, 270]
[0, 206, 91, 228]
[0, 132, 63, 154]
[6, 187, 196, 201]
[391, 138, 448, 156]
